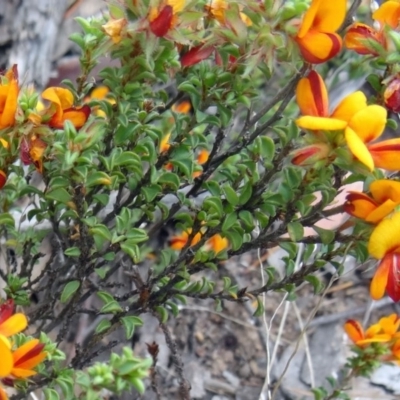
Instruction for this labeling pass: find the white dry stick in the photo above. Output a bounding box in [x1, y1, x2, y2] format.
[258, 244, 304, 400]
[293, 302, 315, 388]
[30, 392, 39, 400]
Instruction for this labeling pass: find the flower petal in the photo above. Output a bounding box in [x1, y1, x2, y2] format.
[348, 105, 387, 143]
[370, 180, 400, 203]
[297, 0, 346, 37]
[0, 75, 18, 129]
[386, 253, 400, 302]
[344, 319, 364, 343]
[344, 127, 374, 171]
[344, 192, 378, 220]
[42, 87, 74, 110]
[368, 212, 400, 259]
[0, 313, 27, 337]
[296, 116, 347, 131]
[296, 71, 328, 117]
[0, 337, 13, 378]
[296, 30, 342, 64]
[368, 139, 400, 171]
[366, 199, 397, 224]
[373, 1, 400, 29]
[331, 91, 367, 122]
[370, 254, 391, 300]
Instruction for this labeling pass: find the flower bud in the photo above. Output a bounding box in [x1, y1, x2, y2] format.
[149, 5, 173, 37]
[291, 143, 330, 166]
[0, 170, 7, 189]
[384, 76, 400, 113]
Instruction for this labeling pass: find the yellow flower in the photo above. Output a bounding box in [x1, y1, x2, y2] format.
[205, 0, 252, 26]
[102, 18, 127, 43]
[170, 228, 202, 250]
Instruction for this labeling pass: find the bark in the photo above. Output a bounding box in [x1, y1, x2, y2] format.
[0, 0, 69, 88]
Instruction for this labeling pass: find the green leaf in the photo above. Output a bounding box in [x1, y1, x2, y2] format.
[86, 171, 112, 187]
[100, 300, 123, 314]
[64, 247, 81, 257]
[253, 297, 264, 317]
[95, 318, 111, 333]
[60, 281, 80, 303]
[305, 275, 324, 294]
[121, 316, 143, 339]
[222, 212, 237, 232]
[44, 388, 60, 400]
[238, 181, 252, 205]
[259, 136, 275, 161]
[158, 172, 180, 190]
[313, 226, 335, 244]
[46, 187, 72, 203]
[287, 221, 304, 242]
[0, 213, 15, 228]
[141, 184, 161, 202]
[154, 306, 168, 323]
[222, 185, 239, 206]
[121, 241, 141, 263]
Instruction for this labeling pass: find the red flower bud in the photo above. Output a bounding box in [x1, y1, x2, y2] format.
[291, 143, 330, 166]
[180, 45, 214, 67]
[384, 76, 400, 113]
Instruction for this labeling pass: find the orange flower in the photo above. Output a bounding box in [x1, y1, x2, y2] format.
[0, 65, 18, 129]
[102, 18, 127, 43]
[344, 180, 400, 224]
[345, 314, 400, 346]
[295, 0, 346, 64]
[367, 138, 400, 171]
[205, 234, 228, 254]
[11, 339, 46, 378]
[148, 0, 185, 37]
[296, 70, 388, 171]
[41, 87, 90, 129]
[171, 100, 191, 114]
[170, 229, 202, 250]
[373, 0, 400, 29]
[0, 299, 27, 339]
[368, 212, 400, 301]
[86, 86, 116, 118]
[193, 149, 209, 178]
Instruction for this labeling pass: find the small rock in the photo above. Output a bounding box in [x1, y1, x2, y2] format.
[370, 364, 400, 395]
[222, 370, 240, 388]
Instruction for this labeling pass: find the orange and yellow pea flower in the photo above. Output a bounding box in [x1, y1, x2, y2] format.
[11, 339, 46, 378]
[0, 299, 27, 339]
[295, 70, 387, 171]
[344, 180, 400, 224]
[0, 65, 18, 129]
[368, 212, 400, 302]
[345, 313, 400, 346]
[148, 0, 185, 37]
[170, 229, 228, 254]
[295, 0, 346, 64]
[373, 0, 400, 30]
[41, 87, 90, 129]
